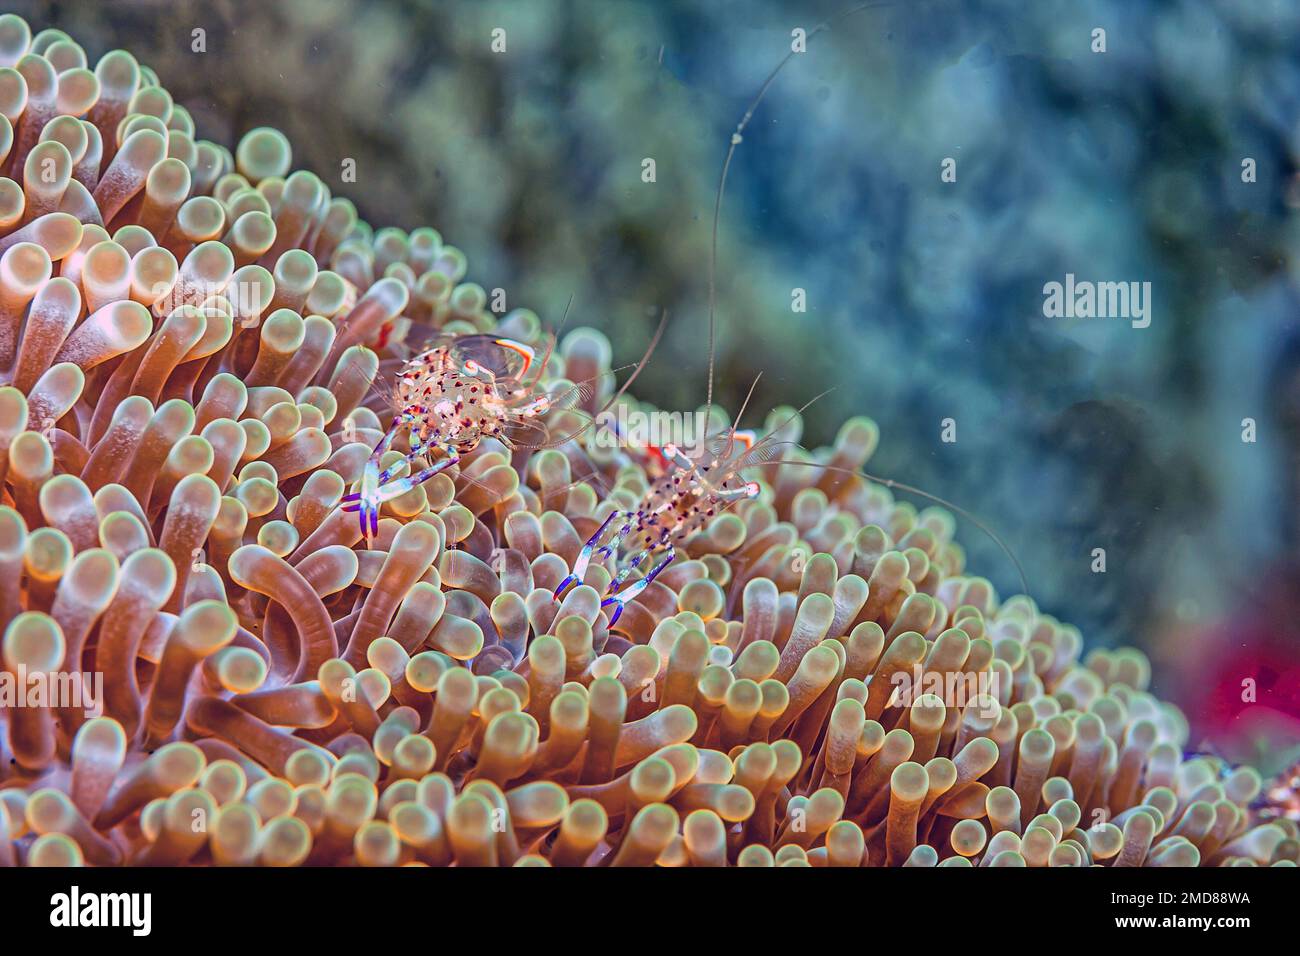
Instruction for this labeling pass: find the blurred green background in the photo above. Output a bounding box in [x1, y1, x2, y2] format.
[11, 0, 1300, 761]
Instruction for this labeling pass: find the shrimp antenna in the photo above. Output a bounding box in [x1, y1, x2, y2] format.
[733, 372, 763, 428]
[553, 292, 576, 339]
[712, 372, 763, 459]
[331, 355, 398, 422]
[705, 0, 900, 425]
[745, 387, 839, 456]
[761, 457, 1030, 598]
[524, 293, 575, 392]
[517, 308, 669, 450]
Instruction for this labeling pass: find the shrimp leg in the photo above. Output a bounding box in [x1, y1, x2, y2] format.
[554, 510, 621, 601]
[341, 418, 403, 539]
[343, 440, 460, 538]
[601, 547, 675, 627]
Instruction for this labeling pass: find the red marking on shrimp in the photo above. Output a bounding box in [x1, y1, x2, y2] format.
[348, 335, 555, 538]
[556, 428, 766, 626]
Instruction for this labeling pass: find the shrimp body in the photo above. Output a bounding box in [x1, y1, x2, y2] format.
[343, 334, 548, 537]
[556, 436, 760, 625]
[393, 337, 545, 454]
[629, 441, 758, 550]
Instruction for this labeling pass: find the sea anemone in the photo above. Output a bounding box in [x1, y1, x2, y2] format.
[0, 13, 1293, 868]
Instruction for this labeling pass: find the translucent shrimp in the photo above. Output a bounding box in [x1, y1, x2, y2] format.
[555, 447, 760, 624]
[556, 383, 773, 624]
[343, 317, 665, 539]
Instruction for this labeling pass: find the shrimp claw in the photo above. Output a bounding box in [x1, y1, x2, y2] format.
[343, 439, 460, 539]
[554, 510, 620, 601]
[601, 547, 676, 627]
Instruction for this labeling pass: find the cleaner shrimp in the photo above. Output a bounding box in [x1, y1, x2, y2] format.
[558, 0, 1028, 622]
[554, 380, 775, 624]
[342, 311, 666, 538]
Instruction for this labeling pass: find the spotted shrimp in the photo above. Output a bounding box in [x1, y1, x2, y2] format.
[343, 318, 665, 539]
[555, 378, 800, 623]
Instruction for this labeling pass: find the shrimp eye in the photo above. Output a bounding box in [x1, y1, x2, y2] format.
[744, 482, 760, 498]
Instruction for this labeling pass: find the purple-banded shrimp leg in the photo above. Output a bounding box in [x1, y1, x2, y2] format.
[604, 524, 672, 594]
[554, 510, 622, 601]
[605, 546, 651, 595]
[600, 547, 676, 627]
[595, 512, 641, 558]
[342, 440, 459, 537]
[378, 449, 461, 495]
[340, 418, 404, 539]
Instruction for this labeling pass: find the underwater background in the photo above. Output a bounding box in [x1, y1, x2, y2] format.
[11, 0, 1300, 771]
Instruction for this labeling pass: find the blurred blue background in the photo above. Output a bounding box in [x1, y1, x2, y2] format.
[14, 0, 1300, 759]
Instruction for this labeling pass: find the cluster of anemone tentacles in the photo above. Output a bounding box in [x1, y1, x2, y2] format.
[0, 14, 1293, 869]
